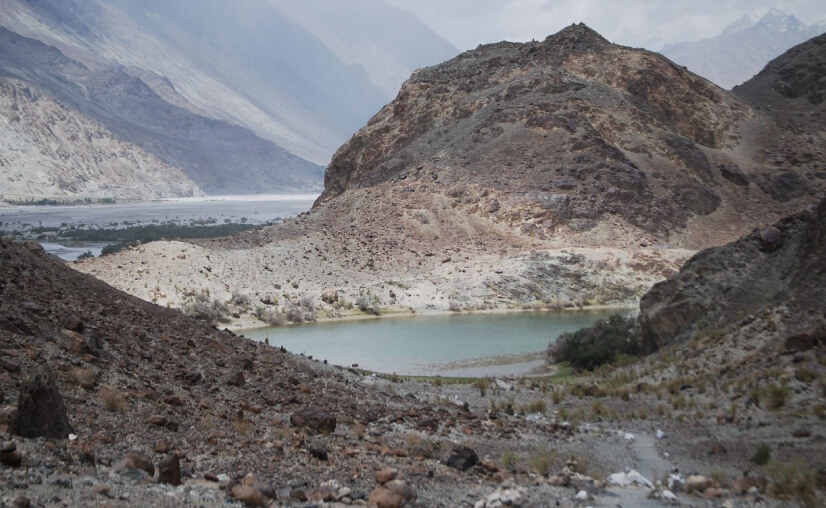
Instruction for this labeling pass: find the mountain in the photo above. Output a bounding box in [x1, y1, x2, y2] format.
[0, 26, 323, 196]
[267, 0, 459, 99]
[662, 9, 826, 89]
[733, 33, 826, 132]
[0, 76, 201, 202]
[77, 25, 825, 317]
[0, 0, 457, 167]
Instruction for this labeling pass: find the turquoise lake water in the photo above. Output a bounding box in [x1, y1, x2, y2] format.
[242, 309, 624, 377]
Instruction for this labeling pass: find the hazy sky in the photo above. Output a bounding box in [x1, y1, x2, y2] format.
[385, 0, 826, 51]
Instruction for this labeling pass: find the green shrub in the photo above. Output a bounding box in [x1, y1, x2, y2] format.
[751, 443, 772, 465]
[547, 315, 641, 371]
[76, 250, 94, 260]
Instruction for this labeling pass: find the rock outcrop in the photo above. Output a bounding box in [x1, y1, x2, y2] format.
[640, 196, 826, 352]
[10, 364, 73, 439]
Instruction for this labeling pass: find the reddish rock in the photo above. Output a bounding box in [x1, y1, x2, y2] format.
[376, 468, 398, 484]
[231, 485, 265, 507]
[368, 486, 405, 508]
[290, 407, 336, 434]
[158, 453, 181, 486]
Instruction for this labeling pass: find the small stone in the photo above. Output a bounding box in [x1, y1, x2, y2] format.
[0, 449, 23, 467]
[290, 407, 336, 434]
[125, 452, 155, 476]
[12, 497, 30, 508]
[758, 226, 783, 252]
[308, 440, 328, 460]
[376, 468, 398, 484]
[662, 489, 677, 502]
[368, 486, 405, 508]
[685, 474, 710, 494]
[158, 453, 181, 486]
[384, 479, 416, 501]
[226, 371, 246, 387]
[575, 489, 588, 500]
[0, 441, 16, 453]
[732, 476, 755, 494]
[445, 445, 478, 471]
[231, 485, 265, 507]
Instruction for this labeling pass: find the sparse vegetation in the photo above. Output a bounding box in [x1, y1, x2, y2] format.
[548, 315, 641, 372]
[751, 442, 772, 465]
[766, 459, 817, 507]
[766, 383, 791, 410]
[99, 386, 128, 414]
[184, 292, 230, 323]
[356, 291, 382, 315]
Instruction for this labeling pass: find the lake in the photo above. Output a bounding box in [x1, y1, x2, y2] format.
[0, 194, 318, 260]
[242, 309, 624, 377]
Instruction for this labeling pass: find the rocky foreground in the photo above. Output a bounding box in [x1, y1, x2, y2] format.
[3, 208, 826, 506]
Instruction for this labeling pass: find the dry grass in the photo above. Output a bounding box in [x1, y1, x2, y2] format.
[98, 386, 128, 414]
[68, 367, 96, 388]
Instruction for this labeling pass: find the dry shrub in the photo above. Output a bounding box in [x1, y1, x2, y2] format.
[69, 367, 97, 389]
[98, 385, 128, 414]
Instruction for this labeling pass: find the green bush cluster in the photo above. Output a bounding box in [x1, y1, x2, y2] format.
[548, 315, 641, 371]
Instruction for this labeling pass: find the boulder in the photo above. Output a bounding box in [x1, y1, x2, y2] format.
[685, 474, 710, 494]
[10, 365, 73, 438]
[445, 445, 479, 471]
[231, 485, 266, 507]
[376, 468, 398, 484]
[290, 407, 336, 434]
[158, 453, 181, 486]
[758, 226, 783, 253]
[368, 486, 405, 508]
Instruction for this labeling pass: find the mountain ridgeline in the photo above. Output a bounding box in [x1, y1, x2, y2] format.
[0, 0, 458, 201]
[317, 23, 824, 249]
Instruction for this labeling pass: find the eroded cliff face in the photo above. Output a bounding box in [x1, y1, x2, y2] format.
[0, 77, 201, 201]
[317, 24, 821, 249]
[639, 196, 826, 352]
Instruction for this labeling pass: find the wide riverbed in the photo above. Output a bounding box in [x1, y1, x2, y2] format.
[242, 309, 624, 377]
[0, 194, 318, 259]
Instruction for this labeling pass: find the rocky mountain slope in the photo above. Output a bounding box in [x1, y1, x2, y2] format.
[3, 232, 823, 507]
[663, 9, 826, 89]
[0, 26, 323, 196]
[76, 24, 825, 318]
[0, 0, 457, 167]
[640, 196, 826, 352]
[0, 76, 201, 202]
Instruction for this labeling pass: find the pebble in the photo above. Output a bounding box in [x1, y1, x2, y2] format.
[376, 467, 398, 484]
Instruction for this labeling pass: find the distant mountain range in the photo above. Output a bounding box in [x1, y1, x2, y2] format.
[662, 9, 826, 89]
[0, 0, 457, 201]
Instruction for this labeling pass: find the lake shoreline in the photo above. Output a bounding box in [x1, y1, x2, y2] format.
[231, 302, 636, 333]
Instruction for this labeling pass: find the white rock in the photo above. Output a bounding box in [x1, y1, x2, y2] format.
[667, 473, 685, 492]
[575, 489, 588, 500]
[663, 489, 677, 501]
[68, 434, 78, 441]
[656, 429, 666, 439]
[474, 501, 486, 508]
[623, 432, 636, 442]
[627, 470, 655, 489]
[216, 474, 230, 488]
[609, 469, 654, 489]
